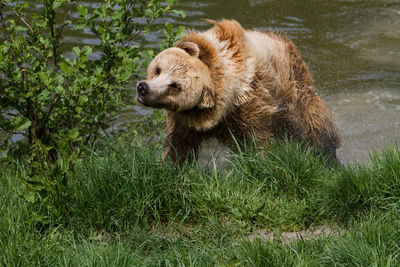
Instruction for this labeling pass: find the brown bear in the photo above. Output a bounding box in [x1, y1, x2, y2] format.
[136, 19, 340, 164]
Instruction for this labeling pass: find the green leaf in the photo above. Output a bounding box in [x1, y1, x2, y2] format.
[72, 47, 81, 57]
[77, 5, 88, 18]
[55, 86, 64, 94]
[15, 26, 28, 32]
[80, 46, 92, 62]
[67, 129, 79, 139]
[38, 72, 50, 86]
[53, 0, 64, 9]
[75, 106, 83, 114]
[19, 184, 37, 203]
[79, 95, 88, 105]
[175, 25, 186, 38]
[31, 212, 50, 224]
[163, 23, 173, 36]
[17, 119, 31, 131]
[1, 45, 9, 54]
[10, 116, 31, 131]
[35, 18, 47, 28]
[59, 62, 69, 73]
[54, 74, 64, 85]
[81, 46, 92, 55]
[119, 71, 131, 81]
[31, 13, 40, 19]
[172, 9, 186, 18]
[38, 36, 46, 45]
[75, 23, 86, 30]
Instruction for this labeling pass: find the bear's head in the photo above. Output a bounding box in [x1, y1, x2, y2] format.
[136, 42, 215, 112]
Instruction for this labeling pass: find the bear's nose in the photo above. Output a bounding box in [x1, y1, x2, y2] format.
[137, 81, 149, 97]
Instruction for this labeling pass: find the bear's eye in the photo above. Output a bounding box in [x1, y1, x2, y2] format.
[155, 67, 161, 76]
[168, 82, 180, 91]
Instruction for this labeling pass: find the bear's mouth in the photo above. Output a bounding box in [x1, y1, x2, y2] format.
[136, 95, 167, 109]
[137, 95, 148, 106]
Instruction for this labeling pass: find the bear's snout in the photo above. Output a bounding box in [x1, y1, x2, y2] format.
[137, 81, 149, 97]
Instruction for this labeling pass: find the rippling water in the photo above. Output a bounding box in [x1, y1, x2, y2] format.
[3, 0, 400, 164]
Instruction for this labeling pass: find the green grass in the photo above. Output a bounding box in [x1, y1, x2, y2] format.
[1, 135, 400, 266]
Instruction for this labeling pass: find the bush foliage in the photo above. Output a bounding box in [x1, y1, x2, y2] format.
[0, 0, 184, 158]
[0, 0, 184, 206]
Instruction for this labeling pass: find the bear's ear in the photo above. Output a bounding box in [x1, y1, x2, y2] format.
[177, 42, 200, 58]
[198, 87, 215, 109]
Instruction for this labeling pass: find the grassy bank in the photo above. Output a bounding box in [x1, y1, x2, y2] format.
[1, 134, 400, 266]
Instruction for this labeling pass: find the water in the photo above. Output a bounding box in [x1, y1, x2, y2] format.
[3, 0, 400, 164]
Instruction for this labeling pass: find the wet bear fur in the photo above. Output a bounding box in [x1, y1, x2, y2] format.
[136, 20, 341, 163]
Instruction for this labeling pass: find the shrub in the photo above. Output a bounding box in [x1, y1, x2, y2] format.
[0, 0, 184, 207]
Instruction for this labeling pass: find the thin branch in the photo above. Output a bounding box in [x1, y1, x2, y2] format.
[23, 69, 35, 145]
[1, 80, 15, 90]
[13, 10, 33, 32]
[44, 94, 60, 122]
[58, 2, 75, 36]
[84, 124, 94, 146]
[0, 126, 19, 135]
[0, 5, 19, 70]
[49, 23, 58, 70]
[44, 2, 58, 71]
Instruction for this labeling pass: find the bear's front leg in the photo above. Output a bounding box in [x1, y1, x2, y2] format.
[163, 122, 204, 164]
